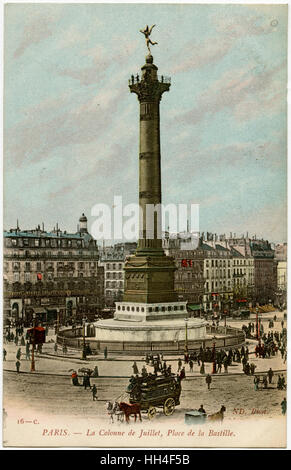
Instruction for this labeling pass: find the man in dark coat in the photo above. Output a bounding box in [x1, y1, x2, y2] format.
[281, 398, 287, 415]
[179, 367, 186, 380]
[83, 373, 91, 390]
[92, 384, 98, 401]
[267, 368, 274, 384]
[198, 405, 206, 414]
[206, 374, 212, 390]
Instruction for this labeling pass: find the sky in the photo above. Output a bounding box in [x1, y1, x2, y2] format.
[3, 3, 288, 243]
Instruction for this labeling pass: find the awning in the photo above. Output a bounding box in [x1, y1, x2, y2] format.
[188, 304, 201, 311]
[33, 307, 47, 314]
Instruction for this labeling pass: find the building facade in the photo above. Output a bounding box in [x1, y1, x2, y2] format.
[250, 239, 276, 305]
[99, 242, 137, 306]
[163, 231, 277, 312]
[3, 214, 104, 324]
[274, 243, 287, 308]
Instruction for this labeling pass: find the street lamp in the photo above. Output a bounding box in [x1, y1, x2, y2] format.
[255, 307, 259, 340]
[31, 313, 36, 372]
[184, 318, 188, 355]
[82, 317, 86, 360]
[212, 336, 217, 374]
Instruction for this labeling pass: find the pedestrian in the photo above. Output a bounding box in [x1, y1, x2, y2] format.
[267, 368, 274, 384]
[198, 404, 206, 414]
[25, 342, 30, 360]
[250, 363, 256, 375]
[104, 346, 108, 359]
[178, 358, 182, 372]
[20, 336, 25, 346]
[200, 362, 205, 375]
[92, 366, 99, 377]
[281, 397, 287, 415]
[189, 360, 193, 372]
[3, 348, 7, 361]
[16, 348, 21, 360]
[132, 361, 139, 375]
[54, 343, 58, 354]
[263, 375, 268, 389]
[15, 360, 21, 373]
[206, 373, 212, 390]
[179, 367, 186, 381]
[71, 371, 80, 386]
[254, 375, 259, 391]
[92, 384, 98, 401]
[83, 373, 91, 390]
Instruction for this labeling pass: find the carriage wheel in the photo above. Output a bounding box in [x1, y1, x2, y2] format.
[147, 406, 156, 420]
[163, 398, 175, 416]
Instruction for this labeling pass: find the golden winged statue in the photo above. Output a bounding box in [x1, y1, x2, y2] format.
[140, 24, 158, 53]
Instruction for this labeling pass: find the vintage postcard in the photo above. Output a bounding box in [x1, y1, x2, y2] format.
[2, 2, 288, 449]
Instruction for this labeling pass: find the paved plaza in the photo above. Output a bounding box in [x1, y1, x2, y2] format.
[3, 311, 287, 427]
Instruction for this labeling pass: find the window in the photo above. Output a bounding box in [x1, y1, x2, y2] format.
[13, 272, 20, 282]
[36, 262, 42, 271]
[24, 272, 30, 282]
[11, 239, 17, 246]
[35, 239, 40, 247]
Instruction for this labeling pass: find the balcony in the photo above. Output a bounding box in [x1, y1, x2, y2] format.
[4, 252, 99, 260]
[128, 74, 171, 85]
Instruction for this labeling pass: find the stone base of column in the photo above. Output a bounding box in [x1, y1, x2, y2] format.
[114, 301, 187, 322]
[123, 253, 178, 303]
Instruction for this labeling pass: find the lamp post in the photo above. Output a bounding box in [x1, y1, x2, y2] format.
[82, 317, 86, 360]
[255, 307, 259, 340]
[211, 337, 217, 374]
[30, 313, 36, 372]
[184, 318, 188, 356]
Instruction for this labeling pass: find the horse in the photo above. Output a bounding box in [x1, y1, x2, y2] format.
[207, 405, 226, 422]
[106, 401, 124, 423]
[118, 402, 142, 423]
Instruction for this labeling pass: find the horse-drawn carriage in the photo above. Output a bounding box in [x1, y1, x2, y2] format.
[126, 373, 182, 420]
